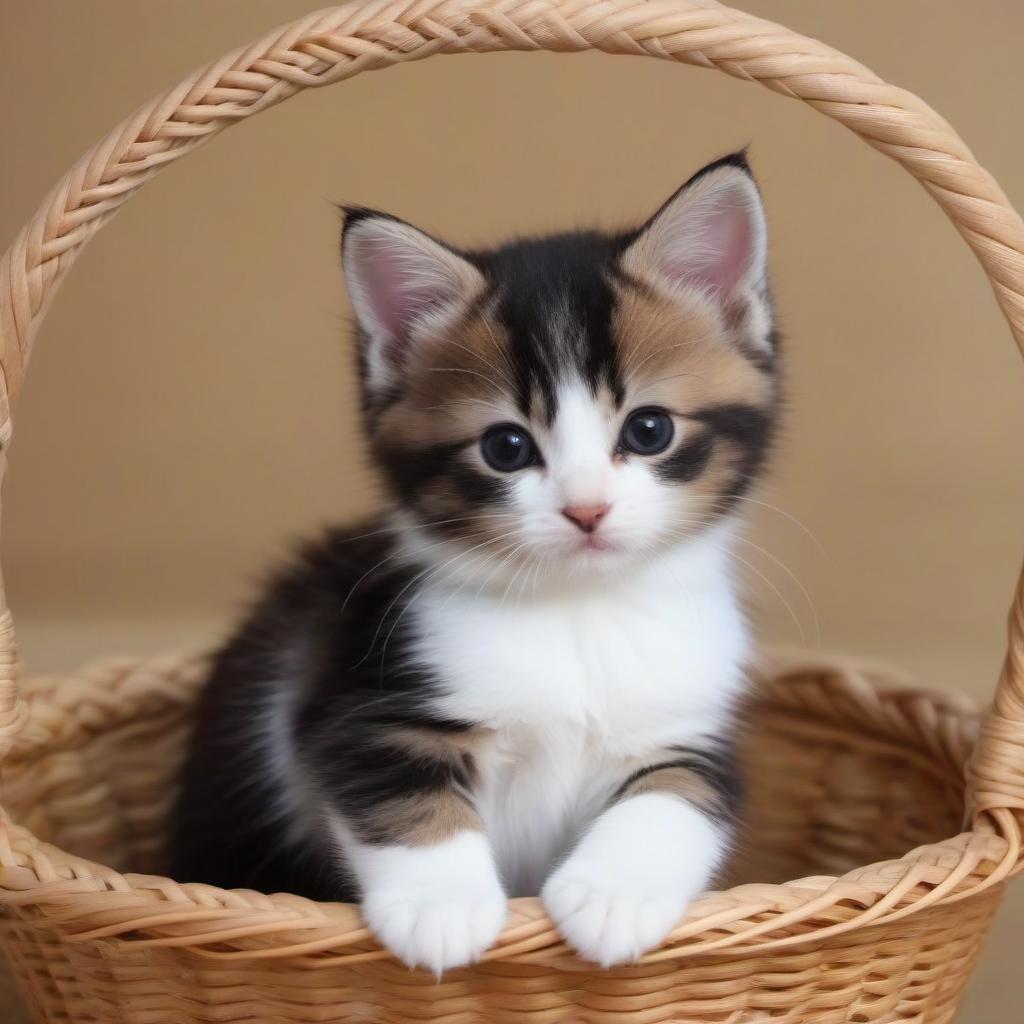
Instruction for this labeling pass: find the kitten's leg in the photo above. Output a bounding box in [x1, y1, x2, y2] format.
[315, 721, 506, 975]
[541, 745, 738, 966]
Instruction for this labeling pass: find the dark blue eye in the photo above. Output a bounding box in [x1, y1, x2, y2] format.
[621, 409, 674, 455]
[481, 424, 537, 472]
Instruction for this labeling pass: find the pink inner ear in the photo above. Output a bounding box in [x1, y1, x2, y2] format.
[367, 264, 449, 353]
[353, 234, 458, 364]
[660, 200, 756, 299]
[694, 204, 754, 296]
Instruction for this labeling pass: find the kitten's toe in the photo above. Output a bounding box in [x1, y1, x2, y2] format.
[362, 883, 507, 975]
[542, 865, 694, 967]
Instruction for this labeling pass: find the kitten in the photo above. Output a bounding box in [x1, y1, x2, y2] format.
[170, 153, 778, 974]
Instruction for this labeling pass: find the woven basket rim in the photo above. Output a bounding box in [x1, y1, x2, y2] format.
[1, 0, 1024, 974]
[1, 647, 1008, 966]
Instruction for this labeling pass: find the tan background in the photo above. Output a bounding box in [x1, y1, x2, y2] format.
[2, 1, 1023, 1020]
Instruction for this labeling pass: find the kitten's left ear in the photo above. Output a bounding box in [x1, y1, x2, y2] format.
[623, 154, 772, 349]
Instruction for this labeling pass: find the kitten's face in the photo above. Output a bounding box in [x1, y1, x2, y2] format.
[342, 155, 777, 587]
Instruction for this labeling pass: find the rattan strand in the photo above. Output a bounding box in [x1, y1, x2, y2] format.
[1, 1, 1023, 1021]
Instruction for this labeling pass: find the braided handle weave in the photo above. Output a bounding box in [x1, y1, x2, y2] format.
[0, 0, 1023, 842]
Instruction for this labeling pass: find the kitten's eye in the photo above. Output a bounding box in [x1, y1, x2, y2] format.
[620, 409, 674, 456]
[481, 424, 537, 472]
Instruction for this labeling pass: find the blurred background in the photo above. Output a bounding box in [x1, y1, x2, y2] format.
[2, 1, 1023, 1019]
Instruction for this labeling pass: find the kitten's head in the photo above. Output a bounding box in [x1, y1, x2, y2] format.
[341, 154, 778, 588]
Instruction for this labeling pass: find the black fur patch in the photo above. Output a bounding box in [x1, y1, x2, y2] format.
[656, 429, 715, 483]
[303, 695, 477, 846]
[473, 232, 631, 420]
[169, 526, 477, 901]
[692, 403, 775, 505]
[615, 742, 742, 821]
[379, 441, 506, 515]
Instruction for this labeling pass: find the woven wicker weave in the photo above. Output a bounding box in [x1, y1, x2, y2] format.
[2, 2, 1024, 1022]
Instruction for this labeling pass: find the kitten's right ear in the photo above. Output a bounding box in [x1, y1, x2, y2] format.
[341, 209, 484, 397]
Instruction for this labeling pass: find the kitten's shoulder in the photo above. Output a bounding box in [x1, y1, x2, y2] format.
[275, 521, 398, 606]
[216, 520, 404, 656]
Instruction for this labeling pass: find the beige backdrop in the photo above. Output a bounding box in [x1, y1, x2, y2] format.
[2, 2, 1023, 1020]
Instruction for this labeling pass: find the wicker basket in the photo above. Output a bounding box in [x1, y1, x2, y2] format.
[2, 2, 1024, 1022]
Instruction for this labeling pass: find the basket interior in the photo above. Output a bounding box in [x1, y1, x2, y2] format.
[4, 655, 969, 891]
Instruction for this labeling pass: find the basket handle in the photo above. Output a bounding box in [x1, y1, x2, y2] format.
[1, 0, 1023, 842]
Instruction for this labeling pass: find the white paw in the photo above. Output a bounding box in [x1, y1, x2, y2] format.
[542, 860, 694, 966]
[356, 833, 507, 975]
[541, 794, 724, 966]
[362, 880, 507, 975]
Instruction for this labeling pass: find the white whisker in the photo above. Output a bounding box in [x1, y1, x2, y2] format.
[659, 522, 812, 647]
[438, 337, 513, 389]
[498, 544, 534, 608]
[425, 366, 504, 390]
[686, 494, 826, 557]
[367, 532, 509, 676]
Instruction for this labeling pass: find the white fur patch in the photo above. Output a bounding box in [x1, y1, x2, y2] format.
[330, 823, 507, 975]
[541, 793, 724, 965]
[411, 525, 747, 899]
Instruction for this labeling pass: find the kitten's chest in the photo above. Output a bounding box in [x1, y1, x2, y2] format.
[409, 568, 747, 894]
[410, 567, 747, 754]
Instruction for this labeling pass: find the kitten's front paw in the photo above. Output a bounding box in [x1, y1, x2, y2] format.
[359, 833, 507, 975]
[542, 860, 694, 967]
[363, 882, 507, 976]
[541, 795, 722, 966]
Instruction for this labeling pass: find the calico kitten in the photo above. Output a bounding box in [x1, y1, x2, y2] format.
[170, 153, 778, 973]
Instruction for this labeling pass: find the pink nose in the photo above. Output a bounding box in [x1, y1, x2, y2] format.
[561, 504, 611, 534]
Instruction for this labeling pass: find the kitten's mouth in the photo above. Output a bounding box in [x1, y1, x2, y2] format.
[577, 534, 613, 553]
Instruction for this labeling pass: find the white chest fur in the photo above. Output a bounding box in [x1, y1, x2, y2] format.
[409, 533, 749, 895]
